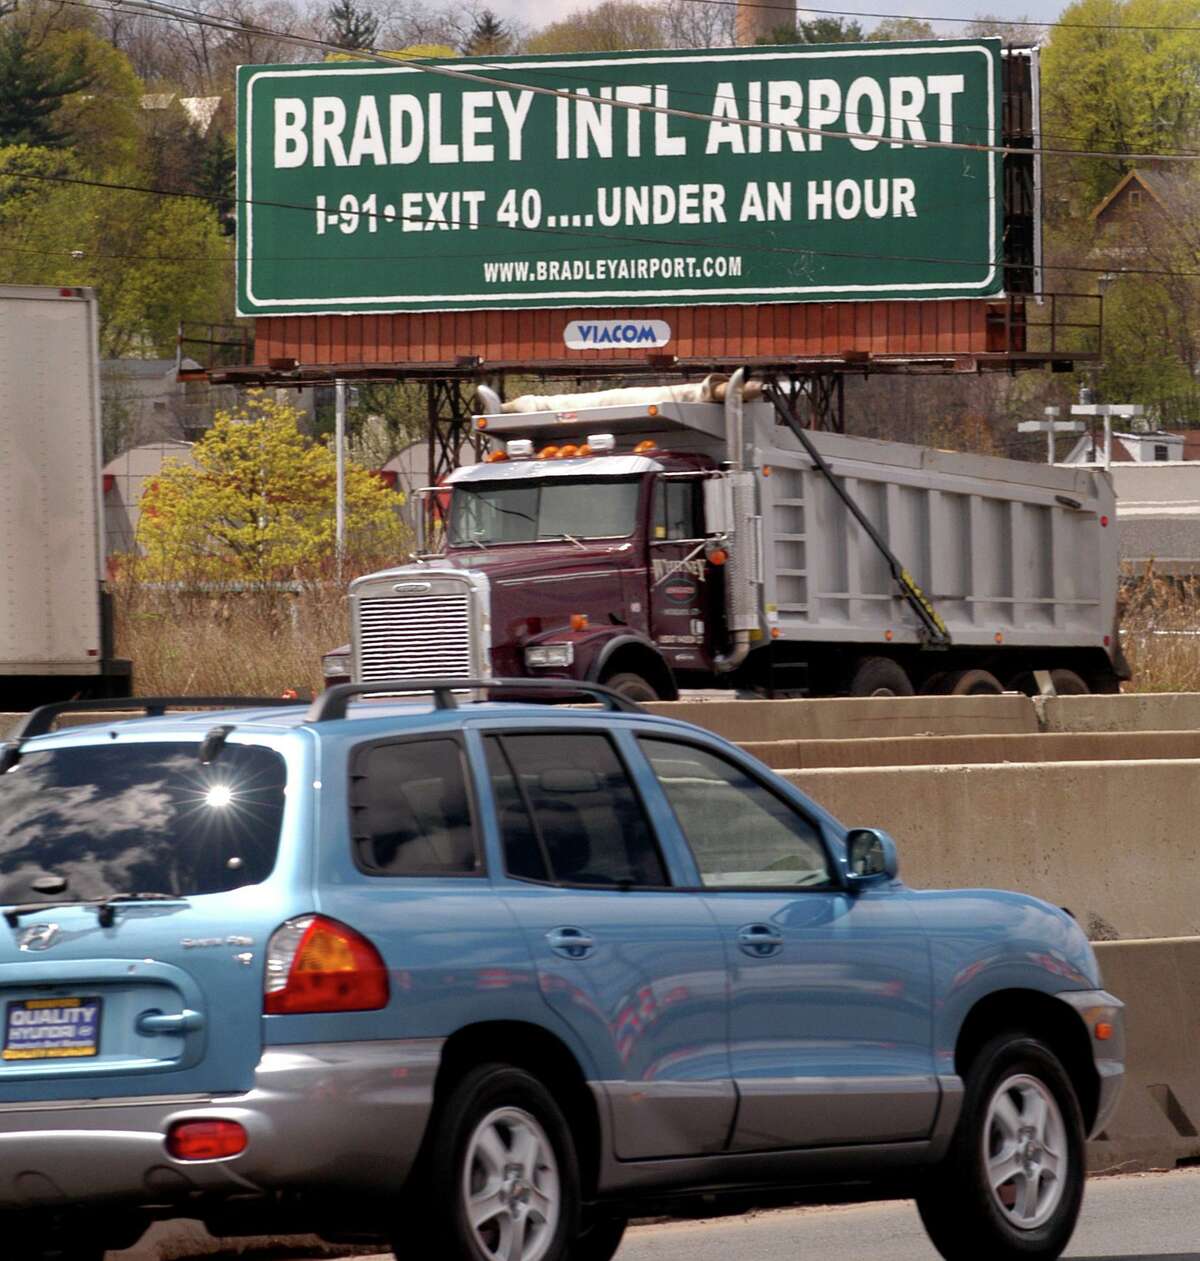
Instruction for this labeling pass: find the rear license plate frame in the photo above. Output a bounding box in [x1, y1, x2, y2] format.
[2, 996, 103, 1061]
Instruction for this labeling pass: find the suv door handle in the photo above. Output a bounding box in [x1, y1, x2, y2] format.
[546, 927, 595, 959]
[737, 924, 784, 958]
[137, 1009, 205, 1036]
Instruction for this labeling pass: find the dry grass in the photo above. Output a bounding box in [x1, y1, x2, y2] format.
[1120, 566, 1200, 693]
[112, 580, 349, 698]
[112, 564, 1200, 699]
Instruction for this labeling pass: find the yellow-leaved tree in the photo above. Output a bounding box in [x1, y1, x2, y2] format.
[137, 393, 410, 585]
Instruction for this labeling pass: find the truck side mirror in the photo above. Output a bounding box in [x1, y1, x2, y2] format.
[703, 476, 733, 537]
[845, 828, 899, 885]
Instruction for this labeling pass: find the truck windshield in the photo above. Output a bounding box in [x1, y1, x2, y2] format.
[0, 742, 287, 905]
[449, 477, 641, 546]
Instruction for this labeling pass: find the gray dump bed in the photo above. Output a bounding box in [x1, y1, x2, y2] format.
[753, 411, 1117, 651]
[480, 389, 1119, 653]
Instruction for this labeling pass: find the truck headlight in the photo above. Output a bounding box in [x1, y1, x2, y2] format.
[322, 650, 351, 680]
[525, 643, 574, 669]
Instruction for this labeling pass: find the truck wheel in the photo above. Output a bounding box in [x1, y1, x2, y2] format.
[916, 1033, 1085, 1261]
[943, 669, 1004, 696]
[848, 657, 914, 697]
[601, 672, 660, 702]
[397, 1063, 579, 1261]
[1049, 669, 1089, 695]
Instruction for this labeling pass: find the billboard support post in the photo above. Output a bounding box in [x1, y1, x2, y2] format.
[335, 377, 346, 581]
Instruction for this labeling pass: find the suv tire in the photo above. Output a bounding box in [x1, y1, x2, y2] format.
[400, 1063, 580, 1261]
[916, 1033, 1085, 1261]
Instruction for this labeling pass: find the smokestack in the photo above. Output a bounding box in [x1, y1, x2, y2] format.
[735, 0, 794, 45]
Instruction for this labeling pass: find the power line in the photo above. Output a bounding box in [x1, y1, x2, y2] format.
[677, 0, 1200, 35]
[10, 169, 1200, 284]
[65, 0, 1200, 164]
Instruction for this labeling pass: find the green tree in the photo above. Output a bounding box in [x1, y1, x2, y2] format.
[328, 0, 379, 51]
[527, 1, 665, 54]
[0, 22, 93, 148]
[869, 18, 936, 41]
[463, 9, 509, 55]
[0, 144, 233, 357]
[137, 394, 411, 585]
[1042, 0, 1200, 216]
[757, 17, 866, 45]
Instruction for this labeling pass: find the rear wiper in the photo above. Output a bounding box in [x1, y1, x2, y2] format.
[4, 892, 186, 929]
[92, 892, 186, 927]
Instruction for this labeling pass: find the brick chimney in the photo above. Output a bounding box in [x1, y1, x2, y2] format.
[735, 0, 794, 45]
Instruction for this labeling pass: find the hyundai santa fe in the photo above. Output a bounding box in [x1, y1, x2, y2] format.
[0, 680, 1123, 1261]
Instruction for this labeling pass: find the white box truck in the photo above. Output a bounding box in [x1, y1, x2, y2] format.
[0, 285, 131, 706]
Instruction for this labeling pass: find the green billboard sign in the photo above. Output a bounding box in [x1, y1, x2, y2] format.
[236, 40, 1002, 316]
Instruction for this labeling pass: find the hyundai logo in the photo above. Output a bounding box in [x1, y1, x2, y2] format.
[19, 924, 60, 951]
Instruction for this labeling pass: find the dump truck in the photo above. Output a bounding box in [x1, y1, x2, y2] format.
[0, 285, 131, 707]
[324, 373, 1125, 698]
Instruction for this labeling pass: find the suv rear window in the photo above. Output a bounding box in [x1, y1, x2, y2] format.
[0, 742, 287, 903]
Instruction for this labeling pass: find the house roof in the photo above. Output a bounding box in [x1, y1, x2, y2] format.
[1090, 168, 1188, 221]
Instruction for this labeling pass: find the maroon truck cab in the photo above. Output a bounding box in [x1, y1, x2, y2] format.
[328, 440, 733, 702]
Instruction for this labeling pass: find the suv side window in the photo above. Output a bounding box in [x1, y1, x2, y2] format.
[640, 738, 833, 888]
[349, 738, 480, 876]
[485, 733, 668, 887]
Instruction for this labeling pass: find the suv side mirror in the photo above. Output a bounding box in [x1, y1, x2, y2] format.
[845, 828, 899, 885]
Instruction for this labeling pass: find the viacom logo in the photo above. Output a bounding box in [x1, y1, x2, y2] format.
[564, 320, 672, 350]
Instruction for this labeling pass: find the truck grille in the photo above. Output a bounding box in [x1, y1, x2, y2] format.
[357, 593, 474, 681]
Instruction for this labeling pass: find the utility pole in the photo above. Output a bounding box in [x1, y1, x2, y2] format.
[1070, 403, 1145, 470]
[1017, 408, 1083, 465]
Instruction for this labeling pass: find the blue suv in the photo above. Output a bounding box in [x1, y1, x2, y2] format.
[0, 681, 1123, 1261]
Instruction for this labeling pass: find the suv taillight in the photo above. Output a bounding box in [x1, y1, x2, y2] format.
[264, 915, 389, 1014]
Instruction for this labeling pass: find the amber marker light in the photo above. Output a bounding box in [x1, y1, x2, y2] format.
[485, 451, 508, 463]
[633, 440, 657, 454]
[995, 632, 1004, 644]
[475, 417, 487, 429]
[884, 629, 894, 642]
[557, 444, 579, 458]
[570, 613, 589, 631]
[1095, 1021, 1114, 1041]
[536, 446, 559, 460]
[708, 549, 728, 566]
[647, 405, 659, 417]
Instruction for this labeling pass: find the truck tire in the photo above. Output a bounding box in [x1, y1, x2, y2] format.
[916, 1033, 1085, 1261]
[848, 657, 914, 697]
[1049, 669, 1089, 695]
[397, 1063, 580, 1261]
[943, 669, 1004, 696]
[601, 672, 660, 702]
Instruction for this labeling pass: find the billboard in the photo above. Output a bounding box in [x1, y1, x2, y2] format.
[236, 40, 1002, 317]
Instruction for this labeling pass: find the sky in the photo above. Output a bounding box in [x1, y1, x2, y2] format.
[483, 0, 1073, 36]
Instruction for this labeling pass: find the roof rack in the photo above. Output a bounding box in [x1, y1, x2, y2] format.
[306, 678, 644, 723]
[7, 696, 307, 744]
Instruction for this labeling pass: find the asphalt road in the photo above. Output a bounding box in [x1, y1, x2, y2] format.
[355, 1167, 1200, 1261]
